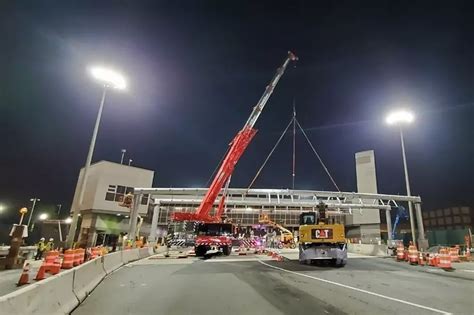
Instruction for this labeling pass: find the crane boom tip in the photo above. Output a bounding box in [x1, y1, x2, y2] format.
[288, 51, 298, 61]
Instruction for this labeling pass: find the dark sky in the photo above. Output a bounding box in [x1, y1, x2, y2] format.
[1, 0, 473, 222]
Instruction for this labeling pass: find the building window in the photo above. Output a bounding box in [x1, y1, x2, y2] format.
[430, 219, 437, 226]
[463, 216, 471, 223]
[453, 216, 461, 224]
[436, 209, 442, 217]
[437, 218, 445, 225]
[461, 207, 470, 214]
[105, 193, 115, 201]
[443, 208, 451, 216]
[141, 194, 149, 205]
[429, 212, 435, 218]
[105, 185, 134, 203]
[445, 217, 452, 225]
[423, 220, 429, 227]
[452, 207, 460, 215]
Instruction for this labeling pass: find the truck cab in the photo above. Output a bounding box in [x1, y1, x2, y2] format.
[195, 223, 233, 256]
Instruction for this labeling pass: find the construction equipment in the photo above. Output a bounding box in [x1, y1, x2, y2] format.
[388, 205, 409, 250]
[170, 52, 298, 257]
[298, 201, 347, 267]
[258, 214, 296, 249]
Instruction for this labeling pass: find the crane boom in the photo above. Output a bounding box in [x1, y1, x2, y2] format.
[172, 51, 298, 222]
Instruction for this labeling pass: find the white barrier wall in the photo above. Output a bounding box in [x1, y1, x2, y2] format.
[121, 248, 140, 263]
[138, 247, 149, 259]
[102, 251, 123, 274]
[0, 269, 78, 315]
[73, 257, 107, 302]
[0, 248, 153, 314]
[348, 243, 389, 256]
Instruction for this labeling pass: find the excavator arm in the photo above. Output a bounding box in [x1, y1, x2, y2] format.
[172, 52, 297, 223]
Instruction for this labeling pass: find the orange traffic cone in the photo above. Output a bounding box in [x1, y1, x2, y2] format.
[17, 263, 30, 286]
[418, 252, 425, 266]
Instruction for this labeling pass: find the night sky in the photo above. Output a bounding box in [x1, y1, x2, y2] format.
[1, 1, 473, 223]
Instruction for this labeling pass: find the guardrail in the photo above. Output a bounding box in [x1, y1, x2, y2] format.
[0, 247, 159, 314]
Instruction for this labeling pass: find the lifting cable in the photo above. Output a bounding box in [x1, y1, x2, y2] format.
[246, 112, 341, 192]
[246, 117, 294, 191]
[295, 119, 341, 192]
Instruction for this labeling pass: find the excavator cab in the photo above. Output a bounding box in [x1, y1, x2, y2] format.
[300, 212, 317, 225]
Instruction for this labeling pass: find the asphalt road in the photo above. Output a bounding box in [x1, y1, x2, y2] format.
[73, 253, 474, 315]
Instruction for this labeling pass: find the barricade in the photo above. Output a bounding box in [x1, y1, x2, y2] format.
[418, 252, 425, 266]
[407, 245, 418, 265]
[121, 248, 140, 264]
[62, 249, 75, 269]
[396, 244, 405, 261]
[438, 248, 453, 271]
[449, 246, 460, 262]
[138, 247, 149, 259]
[78, 248, 85, 264]
[73, 248, 81, 266]
[0, 268, 79, 314]
[103, 251, 123, 274]
[73, 257, 107, 302]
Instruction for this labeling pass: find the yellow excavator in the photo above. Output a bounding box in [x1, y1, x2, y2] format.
[259, 214, 297, 249]
[298, 202, 347, 267]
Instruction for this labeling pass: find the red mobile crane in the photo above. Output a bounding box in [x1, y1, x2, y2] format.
[172, 52, 298, 256]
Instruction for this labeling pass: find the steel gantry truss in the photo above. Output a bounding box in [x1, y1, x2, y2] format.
[129, 187, 426, 244]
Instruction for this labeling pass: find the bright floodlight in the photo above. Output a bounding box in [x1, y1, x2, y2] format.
[65, 217, 73, 224]
[0, 204, 5, 213]
[89, 66, 127, 90]
[39, 213, 48, 220]
[385, 109, 415, 125]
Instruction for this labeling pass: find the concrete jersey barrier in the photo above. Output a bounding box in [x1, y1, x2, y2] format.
[0, 249, 152, 314]
[102, 251, 123, 274]
[0, 268, 78, 315]
[348, 243, 389, 256]
[121, 248, 140, 264]
[73, 257, 107, 302]
[138, 247, 149, 259]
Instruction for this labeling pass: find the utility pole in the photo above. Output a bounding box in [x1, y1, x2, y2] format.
[120, 149, 126, 164]
[26, 198, 40, 230]
[57, 204, 62, 217]
[292, 102, 296, 190]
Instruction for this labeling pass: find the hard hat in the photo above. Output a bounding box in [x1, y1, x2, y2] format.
[40, 237, 45, 241]
[49, 238, 54, 241]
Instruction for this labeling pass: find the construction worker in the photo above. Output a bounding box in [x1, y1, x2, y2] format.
[45, 238, 54, 252]
[35, 237, 46, 260]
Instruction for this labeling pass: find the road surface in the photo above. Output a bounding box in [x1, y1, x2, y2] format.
[73, 252, 473, 315]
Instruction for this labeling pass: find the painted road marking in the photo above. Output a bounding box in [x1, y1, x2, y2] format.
[258, 260, 451, 315]
[206, 257, 271, 263]
[462, 270, 474, 273]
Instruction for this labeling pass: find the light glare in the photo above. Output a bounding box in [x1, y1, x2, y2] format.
[39, 213, 48, 220]
[89, 66, 127, 90]
[65, 217, 73, 224]
[385, 109, 415, 125]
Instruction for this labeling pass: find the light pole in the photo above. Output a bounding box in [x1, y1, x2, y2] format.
[31, 213, 48, 233]
[26, 198, 40, 231]
[120, 149, 126, 164]
[57, 204, 62, 217]
[66, 66, 127, 248]
[386, 109, 418, 246]
[128, 159, 133, 166]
